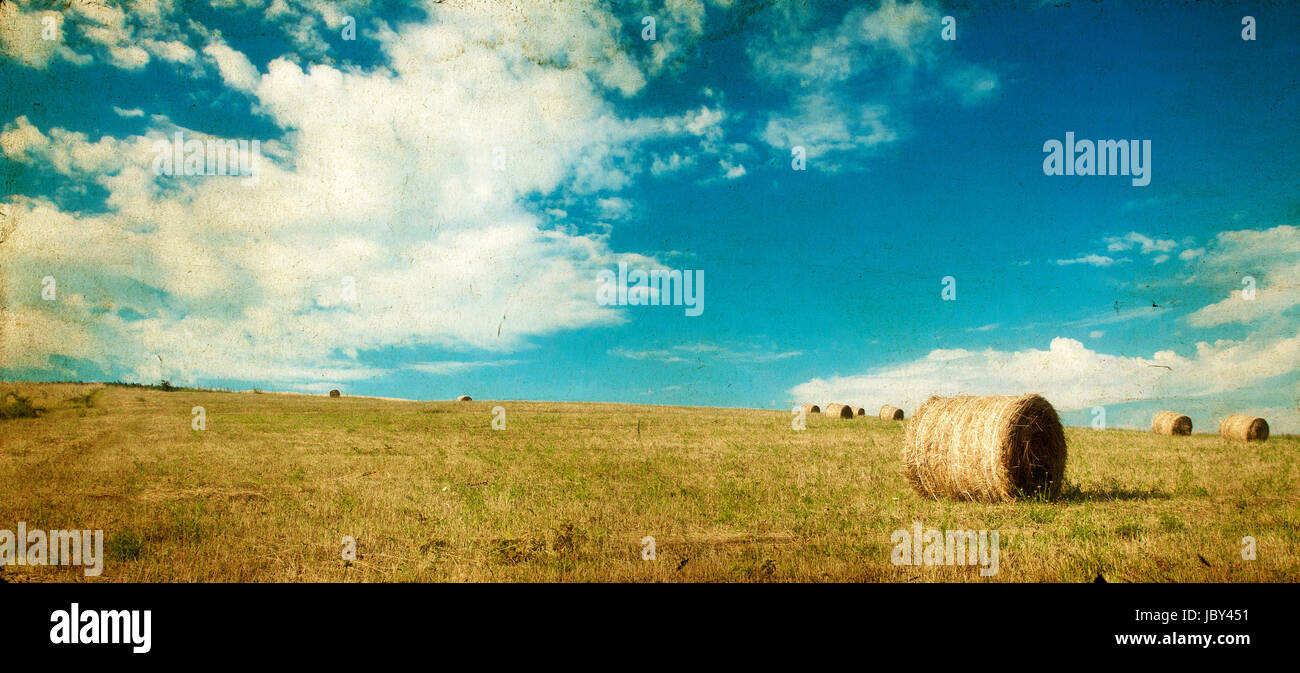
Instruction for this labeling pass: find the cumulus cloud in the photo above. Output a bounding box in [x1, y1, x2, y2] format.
[0, 2, 720, 388]
[793, 222, 1300, 430]
[790, 335, 1300, 417]
[203, 42, 259, 92]
[1185, 225, 1299, 327]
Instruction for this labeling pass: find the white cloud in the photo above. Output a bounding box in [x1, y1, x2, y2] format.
[1185, 225, 1300, 327]
[749, 1, 992, 168]
[0, 4, 65, 68]
[113, 107, 146, 118]
[1055, 254, 1125, 267]
[1105, 231, 1177, 255]
[613, 342, 801, 365]
[1179, 247, 1204, 261]
[762, 96, 896, 163]
[0, 4, 721, 388]
[945, 65, 999, 106]
[408, 360, 522, 376]
[790, 335, 1300, 415]
[143, 38, 198, 64]
[719, 159, 746, 179]
[203, 41, 259, 92]
[1187, 285, 1300, 327]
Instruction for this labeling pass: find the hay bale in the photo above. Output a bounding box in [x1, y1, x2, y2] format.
[903, 394, 1068, 502]
[329, 389, 340, 398]
[854, 407, 866, 416]
[800, 403, 820, 414]
[1151, 410, 1191, 435]
[879, 405, 904, 421]
[823, 403, 854, 419]
[457, 395, 472, 402]
[1219, 414, 1268, 442]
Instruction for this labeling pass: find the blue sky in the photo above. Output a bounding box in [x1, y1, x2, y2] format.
[2, 0, 1297, 431]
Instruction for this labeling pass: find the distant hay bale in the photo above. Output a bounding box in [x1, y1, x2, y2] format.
[457, 395, 472, 402]
[1151, 411, 1191, 435]
[329, 389, 340, 398]
[800, 403, 820, 414]
[903, 394, 1068, 502]
[854, 407, 866, 416]
[879, 405, 904, 421]
[823, 403, 854, 419]
[1219, 414, 1268, 442]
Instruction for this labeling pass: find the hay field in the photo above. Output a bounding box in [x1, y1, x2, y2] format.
[1, 382, 1297, 582]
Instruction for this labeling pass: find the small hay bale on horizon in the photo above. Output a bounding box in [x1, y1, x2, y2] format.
[457, 395, 472, 402]
[1219, 414, 1269, 442]
[903, 394, 1068, 503]
[800, 403, 820, 414]
[1151, 410, 1192, 435]
[823, 403, 854, 419]
[854, 407, 866, 416]
[329, 389, 340, 398]
[879, 405, 904, 421]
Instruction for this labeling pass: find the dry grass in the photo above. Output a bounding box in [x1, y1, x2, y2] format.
[1152, 411, 1192, 436]
[0, 383, 1297, 582]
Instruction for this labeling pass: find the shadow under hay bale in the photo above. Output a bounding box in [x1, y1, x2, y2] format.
[1151, 410, 1191, 435]
[800, 403, 820, 414]
[823, 403, 854, 419]
[1219, 414, 1268, 441]
[457, 395, 472, 402]
[903, 394, 1068, 503]
[329, 389, 340, 398]
[879, 405, 904, 421]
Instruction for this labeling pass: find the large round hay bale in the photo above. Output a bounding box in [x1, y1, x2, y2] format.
[800, 403, 820, 414]
[1151, 410, 1191, 435]
[329, 389, 340, 398]
[879, 405, 904, 421]
[1219, 414, 1268, 441]
[823, 403, 854, 419]
[457, 395, 472, 402]
[854, 407, 866, 416]
[903, 394, 1068, 502]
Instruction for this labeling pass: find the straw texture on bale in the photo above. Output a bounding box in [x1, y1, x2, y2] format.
[329, 389, 340, 398]
[800, 403, 820, 414]
[854, 407, 866, 416]
[457, 395, 472, 402]
[1219, 414, 1269, 442]
[823, 403, 854, 419]
[1151, 411, 1191, 435]
[879, 405, 904, 421]
[903, 394, 1068, 502]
